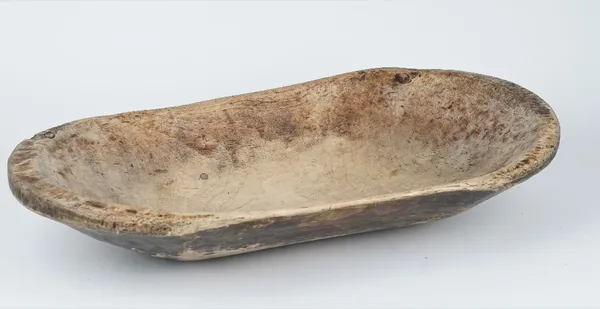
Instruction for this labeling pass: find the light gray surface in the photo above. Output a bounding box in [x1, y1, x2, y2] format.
[0, 1, 597, 308]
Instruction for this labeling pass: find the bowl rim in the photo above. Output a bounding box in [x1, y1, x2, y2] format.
[7, 67, 561, 237]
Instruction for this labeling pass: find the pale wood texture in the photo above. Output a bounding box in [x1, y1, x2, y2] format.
[8, 68, 560, 260]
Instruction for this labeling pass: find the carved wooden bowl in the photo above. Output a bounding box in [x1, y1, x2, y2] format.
[8, 68, 560, 261]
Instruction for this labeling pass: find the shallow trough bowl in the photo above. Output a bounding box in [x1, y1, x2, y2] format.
[8, 68, 560, 261]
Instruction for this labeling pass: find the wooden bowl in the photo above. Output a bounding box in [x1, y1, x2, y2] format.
[8, 68, 560, 261]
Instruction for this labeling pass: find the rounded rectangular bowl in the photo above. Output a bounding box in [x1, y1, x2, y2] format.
[8, 68, 560, 261]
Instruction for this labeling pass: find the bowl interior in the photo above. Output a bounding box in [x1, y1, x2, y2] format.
[35, 70, 545, 213]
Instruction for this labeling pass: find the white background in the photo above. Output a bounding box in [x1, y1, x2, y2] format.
[0, 1, 598, 308]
